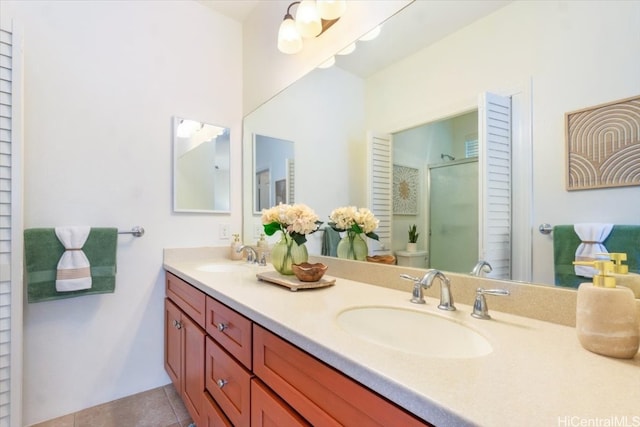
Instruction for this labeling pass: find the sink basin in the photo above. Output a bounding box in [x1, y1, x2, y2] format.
[336, 306, 492, 358]
[196, 263, 250, 273]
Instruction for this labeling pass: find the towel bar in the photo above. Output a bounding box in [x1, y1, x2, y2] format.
[539, 224, 553, 234]
[118, 226, 145, 237]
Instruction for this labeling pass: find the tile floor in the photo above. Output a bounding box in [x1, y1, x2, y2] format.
[31, 384, 193, 427]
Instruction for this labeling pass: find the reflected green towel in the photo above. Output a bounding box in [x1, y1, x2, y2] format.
[321, 227, 341, 257]
[25, 228, 118, 303]
[553, 225, 640, 288]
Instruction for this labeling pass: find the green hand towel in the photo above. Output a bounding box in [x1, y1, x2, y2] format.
[553, 225, 640, 288]
[321, 227, 341, 257]
[25, 227, 118, 303]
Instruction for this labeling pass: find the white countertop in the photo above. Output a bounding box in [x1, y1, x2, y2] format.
[163, 251, 640, 427]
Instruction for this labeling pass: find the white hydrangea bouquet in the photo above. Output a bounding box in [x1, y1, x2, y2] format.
[261, 203, 322, 246]
[328, 206, 380, 240]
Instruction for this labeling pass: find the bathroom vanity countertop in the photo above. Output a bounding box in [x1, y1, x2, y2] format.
[163, 249, 640, 427]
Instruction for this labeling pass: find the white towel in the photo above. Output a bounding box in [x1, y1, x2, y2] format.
[55, 226, 92, 292]
[574, 223, 613, 278]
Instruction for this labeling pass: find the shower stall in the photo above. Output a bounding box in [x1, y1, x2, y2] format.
[428, 158, 479, 273]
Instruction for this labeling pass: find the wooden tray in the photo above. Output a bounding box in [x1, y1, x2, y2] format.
[256, 271, 336, 292]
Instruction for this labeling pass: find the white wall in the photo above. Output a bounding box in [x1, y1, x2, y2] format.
[1, 1, 243, 424]
[365, 0, 640, 284]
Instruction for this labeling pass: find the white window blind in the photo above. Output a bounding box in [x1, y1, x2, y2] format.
[367, 132, 392, 248]
[0, 25, 13, 426]
[478, 92, 512, 279]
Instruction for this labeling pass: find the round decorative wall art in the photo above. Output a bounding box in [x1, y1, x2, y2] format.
[393, 164, 418, 215]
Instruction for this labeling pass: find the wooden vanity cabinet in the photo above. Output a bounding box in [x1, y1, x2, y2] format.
[165, 273, 207, 426]
[253, 324, 430, 427]
[165, 271, 429, 427]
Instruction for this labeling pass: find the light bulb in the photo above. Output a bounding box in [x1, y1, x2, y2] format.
[278, 17, 303, 54]
[316, 0, 346, 20]
[295, 0, 322, 38]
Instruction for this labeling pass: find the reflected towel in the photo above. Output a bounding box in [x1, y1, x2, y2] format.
[574, 223, 613, 277]
[321, 227, 341, 257]
[554, 225, 640, 288]
[25, 227, 118, 303]
[55, 226, 92, 292]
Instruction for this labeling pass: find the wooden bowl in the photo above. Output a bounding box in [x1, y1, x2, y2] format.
[366, 255, 396, 265]
[292, 262, 328, 282]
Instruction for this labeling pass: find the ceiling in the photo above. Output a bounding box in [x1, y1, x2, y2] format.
[197, 0, 261, 22]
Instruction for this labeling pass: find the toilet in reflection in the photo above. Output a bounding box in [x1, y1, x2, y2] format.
[396, 250, 428, 268]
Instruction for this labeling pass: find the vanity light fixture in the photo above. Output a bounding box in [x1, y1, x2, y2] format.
[337, 42, 356, 55]
[277, 0, 347, 54]
[359, 25, 382, 41]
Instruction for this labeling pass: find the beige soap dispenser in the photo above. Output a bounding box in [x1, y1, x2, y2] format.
[574, 258, 639, 359]
[229, 234, 243, 260]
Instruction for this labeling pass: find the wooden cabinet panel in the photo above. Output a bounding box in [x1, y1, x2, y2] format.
[202, 391, 233, 427]
[166, 272, 206, 327]
[164, 298, 182, 392]
[251, 379, 310, 427]
[206, 336, 253, 427]
[182, 313, 205, 427]
[253, 324, 430, 427]
[206, 296, 253, 369]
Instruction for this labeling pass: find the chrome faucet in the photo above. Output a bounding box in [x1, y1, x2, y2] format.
[471, 288, 509, 319]
[470, 260, 492, 277]
[400, 269, 456, 311]
[236, 245, 265, 265]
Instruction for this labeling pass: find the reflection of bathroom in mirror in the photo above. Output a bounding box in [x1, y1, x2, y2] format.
[253, 134, 295, 213]
[173, 117, 230, 213]
[392, 111, 481, 275]
[242, 1, 640, 287]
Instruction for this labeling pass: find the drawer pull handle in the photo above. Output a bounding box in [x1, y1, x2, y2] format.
[174, 320, 182, 330]
[216, 323, 227, 332]
[216, 379, 228, 389]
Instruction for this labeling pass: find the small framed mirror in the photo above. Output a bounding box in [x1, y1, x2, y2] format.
[253, 134, 295, 213]
[173, 116, 231, 213]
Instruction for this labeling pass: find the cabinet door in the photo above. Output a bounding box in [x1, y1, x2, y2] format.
[164, 298, 182, 393]
[251, 379, 310, 427]
[182, 313, 205, 427]
[206, 337, 252, 427]
[202, 391, 233, 427]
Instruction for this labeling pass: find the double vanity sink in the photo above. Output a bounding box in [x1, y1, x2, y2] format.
[165, 248, 640, 426]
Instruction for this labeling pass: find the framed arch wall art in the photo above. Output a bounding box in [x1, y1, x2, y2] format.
[565, 95, 640, 190]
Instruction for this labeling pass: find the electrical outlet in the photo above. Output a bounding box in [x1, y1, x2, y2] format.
[219, 224, 230, 240]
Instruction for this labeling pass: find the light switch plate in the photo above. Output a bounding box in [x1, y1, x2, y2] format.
[219, 224, 230, 240]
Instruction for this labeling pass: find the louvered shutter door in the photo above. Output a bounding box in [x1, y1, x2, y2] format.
[478, 93, 512, 279]
[367, 132, 392, 249]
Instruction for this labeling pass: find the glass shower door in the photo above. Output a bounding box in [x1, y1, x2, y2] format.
[428, 159, 479, 273]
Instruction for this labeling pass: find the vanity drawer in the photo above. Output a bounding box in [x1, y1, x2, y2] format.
[206, 296, 252, 369]
[253, 324, 430, 427]
[166, 272, 206, 327]
[205, 336, 253, 427]
[251, 378, 310, 427]
[202, 390, 233, 427]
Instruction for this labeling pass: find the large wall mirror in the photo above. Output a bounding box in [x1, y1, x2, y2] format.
[174, 116, 230, 213]
[242, 1, 640, 287]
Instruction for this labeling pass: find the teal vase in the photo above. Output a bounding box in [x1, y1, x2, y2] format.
[271, 232, 308, 275]
[337, 231, 368, 261]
